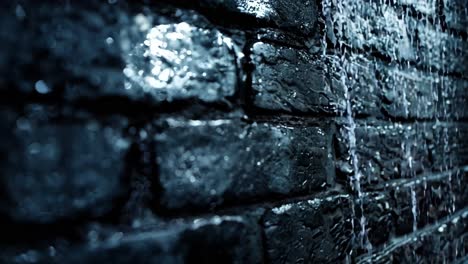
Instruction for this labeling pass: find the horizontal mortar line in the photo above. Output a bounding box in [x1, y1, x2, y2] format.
[351, 115, 468, 124]
[0, 91, 238, 116]
[269, 193, 352, 214]
[4, 93, 468, 127]
[153, 189, 352, 220]
[3, 84, 467, 124]
[334, 116, 468, 128]
[250, 35, 311, 50]
[356, 206, 468, 264]
[343, 116, 468, 124]
[248, 111, 468, 124]
[362, 116, 468, 124]
[12, 86, 467, 124]
[166, 110, 468, 130]
[0, 191, 353, 243]
[365, 165, 468, 191]
[323, 46, 468, 81]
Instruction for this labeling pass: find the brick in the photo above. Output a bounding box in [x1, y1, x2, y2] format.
[363, 168, 468, 246]
[377, 71, 468, 120]
[0, 214, 263, 264]
[0, 1, 241, 103]
[263, 194, 354, 263]
[414, 21, 468, 75]
[335, 120, 468, 187]
[250, 42, 343, 114]
[122, 18, 240, 103]
[324, 1, 416, 60]
[0, 1, 126, 96]
[1, 0, 467, 261]
[324, 1, 467, 75]
[196, 0, 319, 36]
[444, 0, 468, 32]
[329, 55, 468, 119]
[358, 208, 468, 263]
[403, 170, 467, 228]
[262, 170, 467, 264]
[0, 106, 130, 223]
[444, 78, 468, 120]
[327, 55, 380, 118]
[151, 118, 335, 210]
[251, 49, 468, 119]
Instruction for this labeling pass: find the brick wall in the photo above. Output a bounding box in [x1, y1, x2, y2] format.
[0, 0, 467, 263]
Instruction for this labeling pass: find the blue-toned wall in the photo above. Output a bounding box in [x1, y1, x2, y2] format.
[0, 0, 467, 263]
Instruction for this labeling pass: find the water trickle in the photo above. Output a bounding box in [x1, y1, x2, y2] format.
[402, 128, 418, 232]
[410, 185, 418, 232]
[324, 0, 375, 254]
[319, 0, 466, 261]
[440, 68, 456, 216]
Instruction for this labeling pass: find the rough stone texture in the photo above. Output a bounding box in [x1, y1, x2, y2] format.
[251, 50, 468, 118]
[121, 19, 240, 102]
[329, 55, 468, 119]
[153, 118, 335, 210]
[358, 209, 468, 264]
[0, 106, 130, 223]
[324, 1, 415, 60]
[324, 0, 468, 75]
[335, 121, 468, 187]
[194, 0, 319, 36]
[364, 168, 468, 245]
[414, 21, 468, 75]
[263, 194, 354, 263]
[0, 214, 263, 264]
[251, 42, 343, 114]
[262, 170, 467, 263]
[0, 0, 467, 263]
[263, 171, 467, 263]
[444, 0, 468, 32]
[0, 1, 241, 103]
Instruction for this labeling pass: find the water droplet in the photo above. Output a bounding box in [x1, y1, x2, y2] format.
[34, 80, 50, 94]
[106, 37, 114, 45]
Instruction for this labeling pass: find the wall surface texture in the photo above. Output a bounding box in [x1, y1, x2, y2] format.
[0, 0, 467, 263]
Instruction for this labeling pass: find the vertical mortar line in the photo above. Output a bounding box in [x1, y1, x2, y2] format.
[240, 35, 258, 118]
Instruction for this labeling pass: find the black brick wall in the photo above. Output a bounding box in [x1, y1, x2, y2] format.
[0, 0, 467, 263]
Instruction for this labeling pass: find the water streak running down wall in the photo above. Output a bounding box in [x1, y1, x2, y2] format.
[0, 0, 467, 263]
